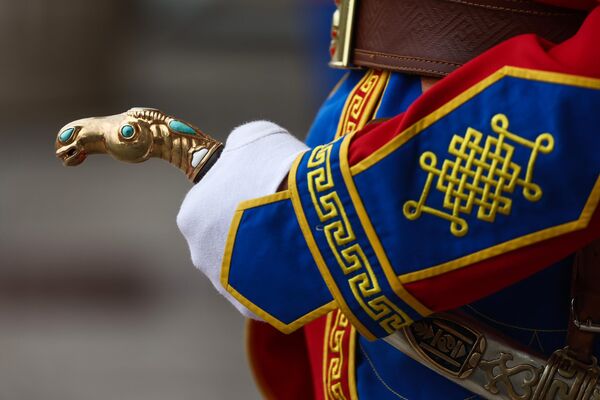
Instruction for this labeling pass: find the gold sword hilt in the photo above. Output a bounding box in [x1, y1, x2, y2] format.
[55, 107, 222, 183]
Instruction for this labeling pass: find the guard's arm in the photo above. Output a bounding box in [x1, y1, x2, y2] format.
[181, 7, 600, 339]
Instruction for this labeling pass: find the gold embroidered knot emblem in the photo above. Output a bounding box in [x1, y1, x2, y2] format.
[403, 114, 554, 237]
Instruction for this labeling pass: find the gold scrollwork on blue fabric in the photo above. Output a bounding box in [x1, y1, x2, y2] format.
[306, 143, 412, 335]
[403, 113, 554, 237]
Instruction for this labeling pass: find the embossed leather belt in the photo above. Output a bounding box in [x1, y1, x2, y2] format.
[330, 0, 587, 77]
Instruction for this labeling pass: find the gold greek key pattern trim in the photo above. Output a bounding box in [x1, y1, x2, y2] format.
[307, 144, 412, 335]
[323, 309, 358, 400]
[222, 69, 389, 336]
[339, 132, 432, 317]
[324, 310, 349, 400]
[290, 154, 375, 339]
[336, 69, 390, 138]
[287, 68, 398, 339]
[403, 113, 555, 237]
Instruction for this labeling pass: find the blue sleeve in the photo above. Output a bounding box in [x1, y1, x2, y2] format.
[222, 67, 600, 340]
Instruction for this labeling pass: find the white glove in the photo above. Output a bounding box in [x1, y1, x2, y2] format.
[177, 121, 308, 318]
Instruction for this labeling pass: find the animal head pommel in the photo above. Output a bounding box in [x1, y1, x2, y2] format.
[126, 107, 168, 123]
[55, 107, 222, 183]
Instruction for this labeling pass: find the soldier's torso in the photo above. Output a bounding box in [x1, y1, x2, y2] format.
[305, 69, 585, 400]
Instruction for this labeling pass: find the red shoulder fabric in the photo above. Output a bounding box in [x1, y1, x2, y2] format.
[347, 7, 600, 312]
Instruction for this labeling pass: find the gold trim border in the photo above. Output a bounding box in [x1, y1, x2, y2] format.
[339, 132, 432, 316]
[222, 68, 391, 337]
[400, 177, 600, 284]
[321, 311, 334, 400]
[351, 67, 600, 174]
[345, 66, 600, 284]
[289, 152, 378, 340]
[336, 69, 390, 139]
[221, 190, 337, 334]
[321, 310, 359, 400]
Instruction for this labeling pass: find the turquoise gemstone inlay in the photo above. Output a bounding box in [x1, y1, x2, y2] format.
[59, 127, 75, 143]
[120, 124, 135, 138]
[169, 120, 196, 135]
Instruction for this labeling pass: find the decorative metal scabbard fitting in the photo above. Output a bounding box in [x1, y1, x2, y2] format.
[55, 107, 223, 183]
[385, 313, 600, 399]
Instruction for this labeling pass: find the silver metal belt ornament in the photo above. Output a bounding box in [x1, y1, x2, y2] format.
[385, 312, 600, 399]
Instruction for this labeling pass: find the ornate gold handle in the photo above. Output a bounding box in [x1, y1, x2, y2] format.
[55, 107, 223, 183]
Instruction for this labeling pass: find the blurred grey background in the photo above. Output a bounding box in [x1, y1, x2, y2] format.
[0, 0, 339, 398]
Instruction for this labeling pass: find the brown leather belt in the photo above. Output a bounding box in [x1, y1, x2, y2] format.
[330, 0, 587, 77]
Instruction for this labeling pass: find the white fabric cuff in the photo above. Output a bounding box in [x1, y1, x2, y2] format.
[177, 121, 308, 318]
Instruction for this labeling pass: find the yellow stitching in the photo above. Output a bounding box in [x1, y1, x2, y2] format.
[290, 153, 377, 340]
[341, 66, 600, 284]
[399, 176, 600, 284]
[236, 190, 291, 209]
[221, 190, 338, 333]
[306, 144, 413, 335]
[322, 193, 356, 243]
[339, 244, 369, 274]
[339, 133, 432, 317]
[220, 70, 385, 335]
[323, 310, 358, 400]
[325, 310, 350, 400]
[271, 69, 390, 339]
[351, 67, 600, 175]
[224, 284, 337, 334]
[403, 113, 554, 237]
[336, 70, 390, 138]
[308, 145, 337, 220]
